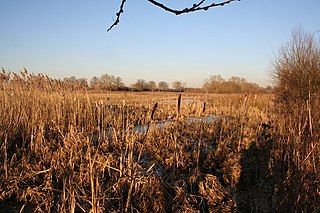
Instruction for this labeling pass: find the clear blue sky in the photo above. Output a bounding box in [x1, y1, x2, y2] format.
[1, 0, 319, 88]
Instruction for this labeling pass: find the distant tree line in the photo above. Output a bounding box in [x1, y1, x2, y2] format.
[86, 74, 187, 92]
[1, 68, 269, 93]
[62, 74, 268, 93]
[202, 75, 265, 93]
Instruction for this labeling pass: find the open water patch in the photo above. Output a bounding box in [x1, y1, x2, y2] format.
[133, 114, 222, 134]
[90, 114, 224, 144]
[159, 98, 195, 103]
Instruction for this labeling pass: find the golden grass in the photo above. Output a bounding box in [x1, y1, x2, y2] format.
[0, 71, 319, 212]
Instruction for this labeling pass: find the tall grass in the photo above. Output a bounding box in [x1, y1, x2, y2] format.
[0, 70, 319, 212]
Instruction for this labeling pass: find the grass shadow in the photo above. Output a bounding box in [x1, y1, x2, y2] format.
[236, 123, 274, 212]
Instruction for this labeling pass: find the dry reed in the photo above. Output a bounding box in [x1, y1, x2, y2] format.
[1, 70, 319, 212]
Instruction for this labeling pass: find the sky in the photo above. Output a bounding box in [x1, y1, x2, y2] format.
[0, 0, 319, 88]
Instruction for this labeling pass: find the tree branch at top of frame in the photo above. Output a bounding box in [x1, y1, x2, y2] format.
[107, 0, 241, 32]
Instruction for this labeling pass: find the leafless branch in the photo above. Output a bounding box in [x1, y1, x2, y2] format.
[107, 0, 127, 32]
[147, 0, 240, 15]
[108, 0, 241, 32]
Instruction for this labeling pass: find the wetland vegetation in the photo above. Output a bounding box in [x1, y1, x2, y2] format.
[1, 67, 319, 212]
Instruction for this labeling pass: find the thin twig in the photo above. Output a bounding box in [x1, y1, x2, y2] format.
[108, 0, 241, 31]
[107, 0, 127, 32]
[147, 0, 240, 15]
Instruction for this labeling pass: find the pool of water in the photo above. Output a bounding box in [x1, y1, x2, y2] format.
[133, 114, 221, 134]
[90, 114, 223, 144]
[159, 98, 195, 103]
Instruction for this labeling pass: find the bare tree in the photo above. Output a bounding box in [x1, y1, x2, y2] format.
[202, 74, 260, 93]
[114, 76, 125, 90]
[147, 81, 157, 92]
[108, 0, 241, 31]
[271, 27, 320, 105]
[63, 76, 89, 90]
[90, 76, 100, 90]
[78, 78, 89, 89]
[172, 80, 186, 92]
[202, 74, 224, 93]
[158, 81, 169, 91]
[100, 74, 117, 91]
[132, 79, 149, 91]
[90, 74, 125, 91]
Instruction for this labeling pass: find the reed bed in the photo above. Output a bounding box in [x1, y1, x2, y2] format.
[1, 70, 319, 212]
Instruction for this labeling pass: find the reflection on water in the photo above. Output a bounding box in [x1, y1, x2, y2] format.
[90, 114, 223, 143]
[134, 114, 221, 134]
[159, 98, 195, 103]
[186, 115, 220, 124]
